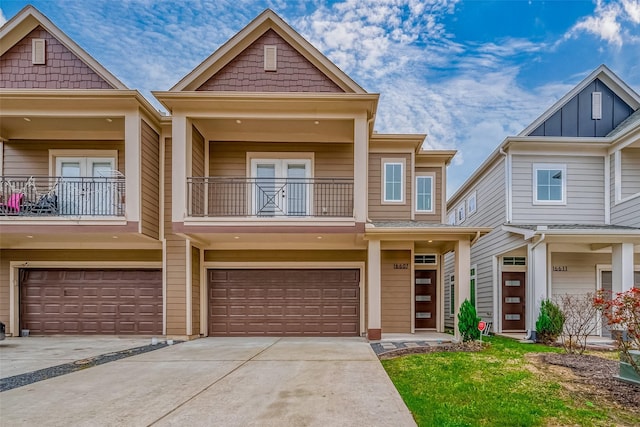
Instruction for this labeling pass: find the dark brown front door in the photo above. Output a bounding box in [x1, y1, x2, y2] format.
[502, 271, 526, 330]
[20, 269, 162, 335]
[208, 269, 360, 336]
[415, 270, 437, 329]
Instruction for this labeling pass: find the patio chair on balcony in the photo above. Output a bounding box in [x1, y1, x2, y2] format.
[0, 192, 25, 215]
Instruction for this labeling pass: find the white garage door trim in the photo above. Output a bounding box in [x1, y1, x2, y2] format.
[202, 262, 366, 337]
[9, 261, 162, 337]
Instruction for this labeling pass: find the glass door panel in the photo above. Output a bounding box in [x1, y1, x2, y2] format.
[285, 163, 307, 216]
[254, 163, 277, 216]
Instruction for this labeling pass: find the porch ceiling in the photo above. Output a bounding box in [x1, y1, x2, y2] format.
[0, 231, 160, 250]
[176, 231, 366, 250]
[192, 118, 353, 143]
[0, 116, 124, 140]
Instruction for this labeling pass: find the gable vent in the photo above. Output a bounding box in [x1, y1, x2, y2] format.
[264, 45, 277, 71]
[592, 91, 602, 120]
[415, 254, 437, 265]
[32, 39, 46, 65]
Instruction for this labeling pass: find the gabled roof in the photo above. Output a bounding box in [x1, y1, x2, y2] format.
[0, 5, 127, 90]
[170, 9, 365, 93]
[519, 64, 640, 136]
[608, 107, 640, 137]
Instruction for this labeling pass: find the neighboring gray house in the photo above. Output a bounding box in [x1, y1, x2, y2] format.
[444, 65, 640, 336]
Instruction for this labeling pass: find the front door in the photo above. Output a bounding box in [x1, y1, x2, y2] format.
[251, 159, 310, 216]
[415, 270, 437, 329]
[56, 157, 116, 215]
[502, 271, 526, 331]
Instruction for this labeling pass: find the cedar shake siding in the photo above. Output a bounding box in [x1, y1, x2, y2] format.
[3, 140, 125, 176]
[0, 26, 113, 89]
[197, 30, 343, 93]
[141, 120, 160, 240]
[381, 250, 411, 333]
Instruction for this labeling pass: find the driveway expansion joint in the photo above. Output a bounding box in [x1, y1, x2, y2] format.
[0, 341, 181, 392]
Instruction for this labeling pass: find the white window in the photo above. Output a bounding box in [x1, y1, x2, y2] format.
[467, 191, 477, 215]
[449, 274, 455, 316]
[470, 265, 477, 308]
[503, 256, 526, 266]
[251, 158, 311, 216]
[415, 174, 434, 213]
[54, 155, 120, 216]
[457, 204, 466, 223]
[533, 164, 566, 205]
[448, 212, 455, 225]
[383, 160, 404, 203]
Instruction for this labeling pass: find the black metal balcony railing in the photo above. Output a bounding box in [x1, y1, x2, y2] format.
[188, 177, 354, 218]
[0, 176, 125, 217]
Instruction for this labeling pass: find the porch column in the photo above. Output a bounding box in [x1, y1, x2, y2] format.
[367, 239, 382, 340]
[612, 243, 634, 293]
[124, 112, 141, 224]
[172, 114, 191, 223]
[529, 241, 548, 333]
[453, 238, 471, 340]
[353, 117, 368, 223]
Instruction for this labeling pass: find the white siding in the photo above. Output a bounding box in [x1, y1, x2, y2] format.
[611, 150, 640, 227]
[512, 154, 605, 224]
[621, 148, 640, 198]
[550, 252, 610, 296]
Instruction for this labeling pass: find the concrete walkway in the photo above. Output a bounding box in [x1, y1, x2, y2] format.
[0, 337, 416, 427]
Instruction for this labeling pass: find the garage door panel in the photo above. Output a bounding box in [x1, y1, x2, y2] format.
[209, 269, 360, 337]
[21, 269, 162, 335]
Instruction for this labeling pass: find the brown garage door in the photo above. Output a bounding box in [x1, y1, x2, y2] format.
[209, 269, 360, 336]
[20, 269, 162, 335]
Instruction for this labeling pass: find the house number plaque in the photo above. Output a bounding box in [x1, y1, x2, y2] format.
[553, 266, 568, 272]
[393, 263, 409, 270]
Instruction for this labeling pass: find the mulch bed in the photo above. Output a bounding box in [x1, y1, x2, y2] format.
[542, 353, 640, 409]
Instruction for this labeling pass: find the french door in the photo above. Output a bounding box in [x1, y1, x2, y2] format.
[56, 157, 117, 215]
[251, 159, 310, 216]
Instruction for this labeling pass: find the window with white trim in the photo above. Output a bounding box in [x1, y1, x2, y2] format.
[470, 265, 477, 308]
[448, 213, 455, 225]
[467, 191, 477, 215]
[250, 158, 311, 216]
[449, 274, 455, 316]
[457, 204, 465, 223]
[415, 174, 434, 213]
[533, 164, 566, 204]
[383, 160, 404, 203]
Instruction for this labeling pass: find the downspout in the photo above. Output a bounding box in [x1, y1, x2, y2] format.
[524, 232, 546, 341]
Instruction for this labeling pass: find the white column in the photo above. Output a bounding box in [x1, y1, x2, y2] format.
[529, 242, 548, 332]
[367, 239, 382, 340]
[612, 243, 634, 293]
[453, 238, 471, 340]
[124, 112, 141, 224]
[353, 117, 368, 223]
[172, 114, 190, 223]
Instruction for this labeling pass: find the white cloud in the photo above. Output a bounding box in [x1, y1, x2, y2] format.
[567, 0, 640, 47]
[0, 8, 7, 27]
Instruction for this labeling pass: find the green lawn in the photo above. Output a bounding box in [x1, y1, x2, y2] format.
[382, 336, 638, 427]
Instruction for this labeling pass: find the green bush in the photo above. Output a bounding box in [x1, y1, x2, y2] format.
[458, 299, 481, 342]
[535, 299, 565, 344]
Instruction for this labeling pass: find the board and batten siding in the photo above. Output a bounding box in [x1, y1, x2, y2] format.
[368, 153, 411, 220]
[414, 167, 442, 223]
[381, 250, 411, 333]
[141, 121, 160, 239]
[2, 140, 125, 176]
[511, 154, 605, 224]
[164, 137, 188, 335]
[208, 141, 354, 178]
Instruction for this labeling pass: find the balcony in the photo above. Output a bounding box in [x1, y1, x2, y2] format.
[187, 177, 354, 218]
[0, 176, 125, 217]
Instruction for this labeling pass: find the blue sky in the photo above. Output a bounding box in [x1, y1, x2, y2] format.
[2, 0, 640, 196]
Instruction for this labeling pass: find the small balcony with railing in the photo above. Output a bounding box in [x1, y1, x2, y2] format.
[187, 177, 354, 220]
[0, 175, 126, 218]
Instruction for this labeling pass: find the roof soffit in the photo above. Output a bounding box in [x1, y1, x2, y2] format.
[0, 5, 128, 90]
[169, 9, 366, 94]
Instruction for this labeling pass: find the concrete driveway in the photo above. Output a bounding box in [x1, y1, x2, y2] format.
[0, 337, 416, 426]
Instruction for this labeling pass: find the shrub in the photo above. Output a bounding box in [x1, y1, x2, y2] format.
[458, 299, 481, 342]
[594, 288, 640, 375]
[535, 299, 565, 344]
[557, 293, 598, 354]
